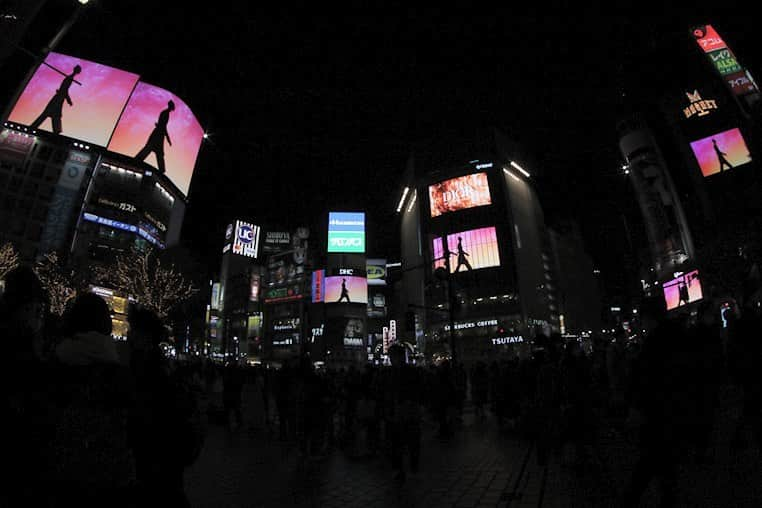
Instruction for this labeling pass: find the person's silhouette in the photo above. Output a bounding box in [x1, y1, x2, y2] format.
[135, 100, 175, 173]
[337, 278, 351, 303]
[712, 138, 733, 172]
[454, 237, 472, 272]
[678, 281, 690, 306]
[30, 64, 82, 135]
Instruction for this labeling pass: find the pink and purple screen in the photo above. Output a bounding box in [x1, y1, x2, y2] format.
[8, 52, 139, 147]
[690, 127, 752, 177]
[324, 276, 368, 304]
[663, 270, 703, 310]
[433, 226, 501, 273]
[108, 82, 203, 196]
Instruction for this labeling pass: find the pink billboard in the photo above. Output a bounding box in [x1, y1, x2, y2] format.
[8, 52, 139, 147]
[107, 82, 203, 196]
[429, 172, 492, 217]
[663, 270, 703, 311]
[689, 127, 752, 177]
[324, 276, 368, 304]
[433, 226, 501, 273]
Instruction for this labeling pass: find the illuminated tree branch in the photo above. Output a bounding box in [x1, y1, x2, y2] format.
[95, 246, 197, 318]
[0, 242, 20, 281]
[34, 251, 76, 315]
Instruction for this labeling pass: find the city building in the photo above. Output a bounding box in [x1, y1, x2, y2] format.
[618, 23, 762, 310]
[0, 51, 204, 332]
[396, 129, 561, 365]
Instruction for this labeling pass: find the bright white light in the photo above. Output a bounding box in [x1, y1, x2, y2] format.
[503, 168, 521, 182]
[406, 191, 417, 213]
[396, 187, 410, 213]
[624, 169, 630, 174]
[510, 161, 530, 177]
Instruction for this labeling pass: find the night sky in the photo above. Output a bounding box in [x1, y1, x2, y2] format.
[4, 3, 761, 295]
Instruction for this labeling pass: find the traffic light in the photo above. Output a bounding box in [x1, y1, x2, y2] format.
[405, 310, 416, 331]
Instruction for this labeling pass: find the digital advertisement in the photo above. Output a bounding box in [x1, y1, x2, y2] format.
[428, 172, 492, 217]
[231, 220, 261, 258]
[107, 81, 204, 196]
[324, 276, 368, 304]
[689, 127, 752, 176]
[8, 52, 139, 147]
[312, 269, 325, 303]
[327, 212, 365, 253]
[663, 270, 703, 310]
[433, 226, 501, 273]
[367, 258, 387, 286]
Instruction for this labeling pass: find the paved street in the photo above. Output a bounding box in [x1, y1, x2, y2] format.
[185, 384, 762, 507]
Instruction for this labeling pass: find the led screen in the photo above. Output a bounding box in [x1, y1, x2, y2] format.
[692, 25, 727, 53]
[428, 172, 491, 217]
[689, 127, 752, 176]
[108, 82, 203, 196]
[663, 270, 703, 310]
[327, 212, 365, 253]
[324, 276, 368, 304]
[312, 270, 325, 303]
[8, 52, 139, 147]
[433, 226, 501, 273]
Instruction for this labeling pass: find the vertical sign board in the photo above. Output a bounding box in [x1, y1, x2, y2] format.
[39, 149, 91, 254]
[327, 212, 365, 253]
[692, 25, 760, 99]
[232, 220, 260, 258]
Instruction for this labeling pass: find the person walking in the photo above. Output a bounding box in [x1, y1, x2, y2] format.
[135, 100, 175, 173]
[30, 64, 82, 134]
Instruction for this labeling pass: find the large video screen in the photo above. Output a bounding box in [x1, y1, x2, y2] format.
[108, 82, 204, 196]
[428, 172, 491, 217]
[433, 226, 501, 273]
[689, 127, 752, 177]
[663, 270, 703, 310]
[324, 276, 368, 304]
[327, 212, 365, 253]
[8, 52, 139, 147]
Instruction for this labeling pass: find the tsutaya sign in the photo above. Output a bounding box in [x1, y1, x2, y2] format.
[491, 336, 524, 345]
[683, 90, 718, 119]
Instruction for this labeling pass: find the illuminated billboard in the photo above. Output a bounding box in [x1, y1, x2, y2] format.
[692, 25, 727, 53]
[367, 258, 387, 286]
[108, 82, 204, 196]
[663, 270, 703, 310]
[433, 226, 501, 273]
[325, 276, 368, 304]
[689, 127, 752, 177]
[8, 52, 139, 147]
[231, 220, 261, 258]
[428, 172, 491, 217]
[327, 212, 365, 253]
[312, 270, 325, 303]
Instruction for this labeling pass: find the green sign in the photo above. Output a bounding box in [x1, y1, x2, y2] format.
[327, 212, 365, 253]
[709, 48, 742, 76]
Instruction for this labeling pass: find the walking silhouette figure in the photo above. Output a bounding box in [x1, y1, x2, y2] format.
[712, 138, 733, 172]
[337, 278, 351, 303]
[454, 237, 472, 272]
[136, 100, 175, 173]
[30, 64, 82, 134]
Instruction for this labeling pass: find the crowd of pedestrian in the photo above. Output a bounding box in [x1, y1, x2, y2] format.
[2, 265, 205, 507]
[5, 259, 762, 507]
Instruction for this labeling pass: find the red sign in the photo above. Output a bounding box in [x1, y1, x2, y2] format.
[692, 25, 727, 53]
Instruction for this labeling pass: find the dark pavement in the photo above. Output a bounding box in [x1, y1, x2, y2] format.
[185, 383, 762, 507]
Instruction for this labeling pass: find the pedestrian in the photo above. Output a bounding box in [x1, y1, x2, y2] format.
[386, 343, 423, 483]
[623, 297, 692, 507]
[222, 360, 245, 432]
[127, 306, 204, 507]
[1, 265, 56, 507]
[48, 292, 137, 507]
